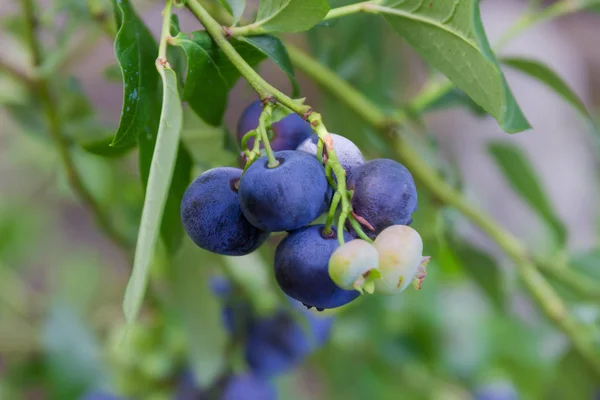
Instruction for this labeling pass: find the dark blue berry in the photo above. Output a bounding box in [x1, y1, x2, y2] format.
[79, 390, 122, 400]
[181, 167, 270, 256]
[474, 382, 519, 400]
[347, 159, 417, 238]
[237, 101, 312, 152]
[238, 151, 331, 232]
[274, 225, 360, 309]
[244, 303, 333, 378]
[222, 374, 277, 400]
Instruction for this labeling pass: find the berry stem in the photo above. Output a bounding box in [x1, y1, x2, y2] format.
[348, 217, 374, 243]
[324, 191, 341, 234]
[257, 103, 279, 168]
[240, 130, 257, 152]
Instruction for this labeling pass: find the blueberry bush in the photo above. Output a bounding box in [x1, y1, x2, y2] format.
[1, 0, 600, 399]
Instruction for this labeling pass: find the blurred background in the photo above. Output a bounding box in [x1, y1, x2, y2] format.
[1, 0, 600, 399]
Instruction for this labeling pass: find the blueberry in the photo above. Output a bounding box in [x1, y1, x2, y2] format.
[181, 167, 270, 256]
[79, 390, 122, 400]
[244, 304, 334, 378]
[222, 373, 277, 400]
[238, 151, 331, 232]
[474, 382, 519, 400]
[236, 101, 312, 152]
[274, 225, 360, 309]
[210, 275, 232, 298]
[347, 159, 417, 238]
[297, 133, 364, 173]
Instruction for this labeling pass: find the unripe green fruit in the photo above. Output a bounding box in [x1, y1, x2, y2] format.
[328, 239, 380, 294]
[373, 225, 429, 295]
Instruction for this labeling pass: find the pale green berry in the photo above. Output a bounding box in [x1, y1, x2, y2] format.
[373, 225, 429, 295]
[328, 239, 380, 294]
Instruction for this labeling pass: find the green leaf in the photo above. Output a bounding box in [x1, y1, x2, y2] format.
[378, 0, 530, 133]
[545, 349, 597, 400]
[123, 67, 183, 324]
[446, 235, 505, 311]
[160, 144, 192, 254]
[112, 0, 161, 147]
[219, 0, 246, 23]
[79, 135, 135, 158]
[424, 87, 486, 116]
[238, 35, 300, 97]
[255, 0, 330, 33]
[488, 142, 567, 245]
[170, 244, 228, 387]
[173, 31, 266, 126]
[502, 57, 593, 123]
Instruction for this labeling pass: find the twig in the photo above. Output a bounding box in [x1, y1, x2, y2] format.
[20, 0, 131, 255]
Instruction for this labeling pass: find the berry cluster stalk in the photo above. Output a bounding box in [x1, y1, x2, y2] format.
[185, 0, 371, 245]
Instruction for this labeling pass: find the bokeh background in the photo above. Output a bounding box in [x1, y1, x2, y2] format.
[1, 0, 600, 399]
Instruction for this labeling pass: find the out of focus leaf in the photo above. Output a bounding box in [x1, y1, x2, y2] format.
[446, 235, 504, 311]
[103, 64, 122, 82]
[124, 67, 183, 324]
[111, 0, 160, 147]
[379, 0, 530, 133]
[172, 31, 266, 126]
[502, 57, 594, 124]
[219, 0, 245, 22]
[488, 142, 567, 245]
[239, 35, 300, 96]
[545, 349, 596, 400]
[570, 248, 600, 281]
[170, 242, 228, 387]
[254, 0, 330, 33]
[43, 306, 106, 399]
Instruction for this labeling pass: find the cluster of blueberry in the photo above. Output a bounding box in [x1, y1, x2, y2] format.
[181, 101, 428, 312]
[177, 276, 334, 400]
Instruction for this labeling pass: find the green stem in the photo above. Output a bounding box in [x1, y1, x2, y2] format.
[186, 0, 310, 114]
[20, 0, 130, 255]
[536, 259, 600, 301]
[158, 0, 174, 62]
[241, 130, 257, 152]
[324, 191, 341, 234]
[290, 43, 600, 377]
[258, 104, 279, 168]
[228, 1, 377, 37]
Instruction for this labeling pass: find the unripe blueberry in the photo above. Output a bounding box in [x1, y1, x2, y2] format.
[372, 225, 429, 295]
[237, 100, 312, 152]
[181, 167, 270, 256]
[347, 159, 418, 238]
[328, 239, 380, 294]
[274, 225, 360, 309]
[297, 133, 364, 173]
[222, 373, 277, 400]
[238, 150, 331, 232]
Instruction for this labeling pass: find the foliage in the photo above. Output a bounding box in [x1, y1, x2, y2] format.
[1, 0, 600, 399]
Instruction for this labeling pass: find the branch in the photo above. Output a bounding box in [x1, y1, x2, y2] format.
[286, 44, 600, 377]
[20, 0, 131, 255]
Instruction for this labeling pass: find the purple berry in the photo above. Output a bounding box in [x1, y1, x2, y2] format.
[222, 374, 277, 400]
[236, 101, 312, 152]
[297, 133, 364, 173]
[238, 151, 331, 232]
[274, 225, 360, 309]
[347, 159, 417, 238]
[181, 167, 270, 256]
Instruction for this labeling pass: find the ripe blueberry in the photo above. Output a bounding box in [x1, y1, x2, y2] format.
[238, 151, 331, 232]
[244, 303, 333, 378]
[222, 373, 277, 400]
[237, 101, 312, 152]
[297, 133, 364, 173]
[274, 225, 360, 309]
[181, 167, 270, 256]
[347, 159, 417, 238]
[328, 239, 380, 294]
[372, 225, 428, 295]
